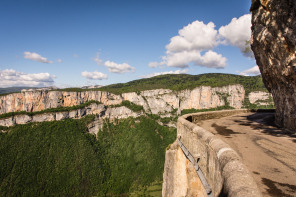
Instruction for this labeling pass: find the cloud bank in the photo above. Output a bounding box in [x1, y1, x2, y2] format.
[81, 71, 108, 80]
[94, 52, 103, 66]
[166, 21, 218, 52]
[0, 69, 55, 87]
[24, 52, 53, 63]
[141, 69, 188, 78]
[239, 66, 261, 76]
[104, 61, 135, 73]
[93, 51, 135, 74]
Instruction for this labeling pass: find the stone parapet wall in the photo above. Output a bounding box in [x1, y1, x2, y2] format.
[175, 109, 261, 197]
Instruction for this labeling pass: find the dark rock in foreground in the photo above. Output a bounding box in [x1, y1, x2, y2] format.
[251, 0, 296, 131]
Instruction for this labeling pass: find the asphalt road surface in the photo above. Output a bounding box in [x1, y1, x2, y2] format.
[198, 112, 296, 197]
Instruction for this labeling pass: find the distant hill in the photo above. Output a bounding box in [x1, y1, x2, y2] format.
[1, 74, 268, 96]
[98, 73, 267, 95]
[0, 87, 34, 95]
[55, 73, 267, 95]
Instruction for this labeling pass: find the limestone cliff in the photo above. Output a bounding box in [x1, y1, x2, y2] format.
[0, 85, 271, 116]
[0, 103, 141, 135]
[251, 0, 296, 130]
[0, 90, 122, 114]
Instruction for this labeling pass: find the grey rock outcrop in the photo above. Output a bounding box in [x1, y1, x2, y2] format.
[32, 113, 55, 123]
[248, 91, 271, 106]
[55, 112, 69, 121]
[87, 119, 104, 135]
[15, 115, 32, 124]
[251, 0, 296, 130]
[0, 117, 14, 127]
[105, 106, 140, 120]
[0, 104, 140, 128]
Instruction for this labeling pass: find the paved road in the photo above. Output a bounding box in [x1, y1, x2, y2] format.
[198, 112, 296, 197]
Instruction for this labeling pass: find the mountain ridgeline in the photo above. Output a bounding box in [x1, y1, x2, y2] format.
[54, 73, 266, 95]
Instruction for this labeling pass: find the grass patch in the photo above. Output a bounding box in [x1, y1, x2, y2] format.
[0, 126, 9, 132]
[130, 181, 162, 197]
[160, 117, 171, 124]
[0, 100, 101, 120]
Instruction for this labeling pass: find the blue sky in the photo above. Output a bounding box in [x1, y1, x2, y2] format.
[0, 0, 258, 88]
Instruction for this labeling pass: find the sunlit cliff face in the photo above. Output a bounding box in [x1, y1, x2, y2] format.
[251, 0, 296, 130]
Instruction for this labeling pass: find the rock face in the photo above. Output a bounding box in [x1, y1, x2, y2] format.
[248, 91, 272, 106]
[123, 85, 246, 115]
[0, 90, 122, 114]
[251, 0, 296, 130]
[0, 103, 140, 132]
[0, 85, 272, 118]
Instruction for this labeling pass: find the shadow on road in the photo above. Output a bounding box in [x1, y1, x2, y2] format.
[234, 112, 296, 142]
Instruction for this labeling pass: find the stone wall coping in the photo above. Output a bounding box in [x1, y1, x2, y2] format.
[178, 109, 262, 197]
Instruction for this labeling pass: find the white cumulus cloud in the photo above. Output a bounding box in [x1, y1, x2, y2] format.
[140, 69, 188, 78]
[24, 52, 53, 63]
[81, 71, 108, 80]
[166, 21, 218, 52]
[194, 50, 227, 68]
[150, 14, 254, 70]
[57, 59, 62, 63]
[239, 66, 261, 76]
[0, 69, 55, 87]
[165, 50, 201, 68]
[164, 50, 226, 68]
[148, 61, 165, 68]
[104, 61, 135, 73]
[219, 14, 253, 57]
[152, 20, 226, 69]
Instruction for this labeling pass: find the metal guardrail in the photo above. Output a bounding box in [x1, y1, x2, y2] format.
[177, 137, 213, 197]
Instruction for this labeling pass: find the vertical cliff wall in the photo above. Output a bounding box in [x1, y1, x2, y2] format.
[251, 0, 296, 130]
[0, 85, 271, 116]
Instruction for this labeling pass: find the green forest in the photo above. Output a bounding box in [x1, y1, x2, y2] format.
[0, 115, 176, 196]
